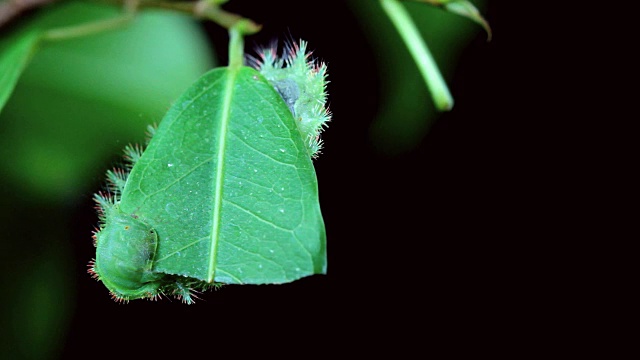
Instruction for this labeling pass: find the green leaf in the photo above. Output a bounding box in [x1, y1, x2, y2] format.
[442, 1, 492, 41]
[0, 1, 214, 202]
[119, 66, 327, 285]
[0, 28, 41, 114]
[405, 0, 491, 40]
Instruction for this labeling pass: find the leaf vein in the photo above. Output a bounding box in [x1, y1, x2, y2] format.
[223, 198, 294, 233]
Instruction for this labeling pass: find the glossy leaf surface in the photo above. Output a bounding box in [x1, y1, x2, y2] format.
[119, 66, 327, 285]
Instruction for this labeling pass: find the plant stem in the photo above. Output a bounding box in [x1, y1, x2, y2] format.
[228, 23, 243, 69]
[105, 0, 261, 33]
[0, 0, 57, 28]
[42, 0, 138, 41]
[380, 0, 454, 111]
[8, 0, 261, 43]
[42, 13, 134, 41]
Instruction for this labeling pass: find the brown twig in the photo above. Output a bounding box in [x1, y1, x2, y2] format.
[0, 0, 57, 28]
[2, 0, 261, 35]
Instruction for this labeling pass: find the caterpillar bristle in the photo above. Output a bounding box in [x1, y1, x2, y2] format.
[110, 292, 129, 304]
[175, 290, 201, 305]
[189, 290, 203, 303]
[94, 191, 115, 224]
[284, 40, 299, 60]
[88, 270, 99, 281]
[91, 226, 100, 247]
[247, 39, 278, 68]
[93, 203, 105, 220]
[106, 167, 128, 195]
[311, 136, 323, 159]
[94, 190, 114, 204]
[146, 292, 163, 302]
[123, 143, 144, 169]
[145, 124, 157, 145]
[87, 259, 100, 280]
[174, 292, 191, 304]
[172, 287, 195, 305]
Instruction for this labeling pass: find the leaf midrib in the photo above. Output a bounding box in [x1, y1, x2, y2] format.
[207, 67, 238, 283]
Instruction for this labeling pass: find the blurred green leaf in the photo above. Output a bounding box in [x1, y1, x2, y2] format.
[442, 1, 491, 40]
[0, 27, 41, 114]
[405, 0, 491, 39]
[0, 1, 215, 202]
[118, 66, 326, 284]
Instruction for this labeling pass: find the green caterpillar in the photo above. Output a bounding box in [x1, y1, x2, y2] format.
[89, 135, 215, 304]
[89, 39, 329, 303]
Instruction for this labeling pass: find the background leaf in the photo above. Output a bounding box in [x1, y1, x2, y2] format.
[443, 1, 492, 40]
[0, 27, 40, 114]
[406, 0, 491, 39]
[0, 1, 214, 202]
[120, 66, 326, 284]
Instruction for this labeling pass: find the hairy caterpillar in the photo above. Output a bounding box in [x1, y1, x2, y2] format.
[248, 39, 331, 158]
[89, 39, 328, 304]
[88, 129, 215, 304]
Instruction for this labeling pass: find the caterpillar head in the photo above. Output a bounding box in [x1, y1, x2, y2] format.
[89, 207, 165, 302]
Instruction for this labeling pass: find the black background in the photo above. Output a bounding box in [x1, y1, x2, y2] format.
[59, 1, 547, 357]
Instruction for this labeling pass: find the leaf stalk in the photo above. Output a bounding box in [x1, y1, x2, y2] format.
[380, 0, 454, 111]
